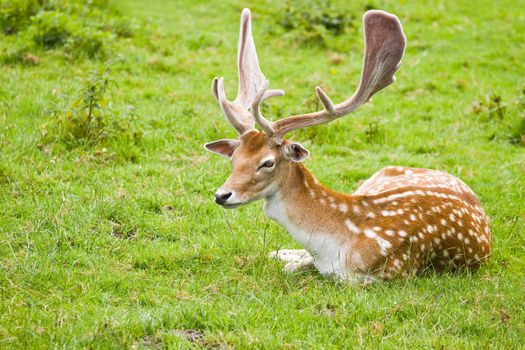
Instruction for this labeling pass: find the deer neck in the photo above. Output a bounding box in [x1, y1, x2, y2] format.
[263, 162, 359, 247]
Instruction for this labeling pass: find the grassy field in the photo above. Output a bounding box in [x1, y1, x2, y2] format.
[1, 0, 524, 348]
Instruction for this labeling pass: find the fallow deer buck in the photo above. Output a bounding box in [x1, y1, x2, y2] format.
[204, 9, 492, 281]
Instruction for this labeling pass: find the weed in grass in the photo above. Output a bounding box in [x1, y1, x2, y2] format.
[0, 30, 34, 64]
[109, 16, 138, 38]
[66, 30, 109, 59]
[40, 66, 142, 161]
[0, 0, 40, 34]
[509, 117, 525, 146]
[471, 93, 506, 119]
[471, 87, 525, 146]
[279, 0, 354, 46]
[30, 9, 71, 48]
[0, 163, 10, 184]
[364, 119, 385, 144]
[509, 87, 525, 146]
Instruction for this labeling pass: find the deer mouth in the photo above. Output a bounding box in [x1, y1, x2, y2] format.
[220, 202, 244, 209]
[220, 195, 262, 209]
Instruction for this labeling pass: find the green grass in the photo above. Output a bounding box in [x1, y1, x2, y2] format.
[1, 0, 524, 348]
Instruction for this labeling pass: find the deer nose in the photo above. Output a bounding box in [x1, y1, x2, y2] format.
[215, 191, 232, 205]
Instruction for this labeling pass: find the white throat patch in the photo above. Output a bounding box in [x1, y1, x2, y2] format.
[264, 193, 350, 278]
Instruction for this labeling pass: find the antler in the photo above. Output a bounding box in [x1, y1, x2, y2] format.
[251, 10, 406, 142]
[212, 8, 283, 134]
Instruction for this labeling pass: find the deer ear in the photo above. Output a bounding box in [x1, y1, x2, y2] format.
[204, 139, 240, 158]
[283, 142, 310, 162]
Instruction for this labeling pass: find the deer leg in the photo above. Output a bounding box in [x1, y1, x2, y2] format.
[269, 249, 315, 273]
[283, 255, 315, 273]
[269, 249, 310, 262]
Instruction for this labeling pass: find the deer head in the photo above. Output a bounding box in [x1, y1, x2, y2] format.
[205, 8, 406, 208]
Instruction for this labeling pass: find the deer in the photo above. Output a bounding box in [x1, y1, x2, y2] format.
[204, 8, 492, 282]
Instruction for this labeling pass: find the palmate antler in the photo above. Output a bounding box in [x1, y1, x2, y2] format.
[251, 10, 406, 143]
[212, 8, 283, 135]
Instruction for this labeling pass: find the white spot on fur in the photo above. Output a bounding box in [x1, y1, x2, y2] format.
[345, 219, 360, 235]
[373, 191, 415, 204]
[364, 229, 377, 239]
[376, 237, 392, 256]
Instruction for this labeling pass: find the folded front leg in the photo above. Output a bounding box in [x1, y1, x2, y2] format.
[283, 254, 314, 273]
[269, 249, 314, 273]
[269, 249, 311, 262]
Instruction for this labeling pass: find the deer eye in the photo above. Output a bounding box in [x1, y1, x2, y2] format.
[258, 160, 275, 170]
[263, 160, 275, 167]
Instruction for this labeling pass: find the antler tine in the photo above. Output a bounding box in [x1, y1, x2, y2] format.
[251, 80, 276, 136]
[211, 77, 219, 102]
[212, 8, 284, 135]
[213, 77, 253, 134]
[315, 86, 336, 114]
[270, 10, 406, 142]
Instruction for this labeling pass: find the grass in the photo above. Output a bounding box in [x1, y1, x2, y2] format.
[0, 0, 524, 348]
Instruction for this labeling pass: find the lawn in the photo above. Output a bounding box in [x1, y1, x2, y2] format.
[0, 0, 524, 348]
